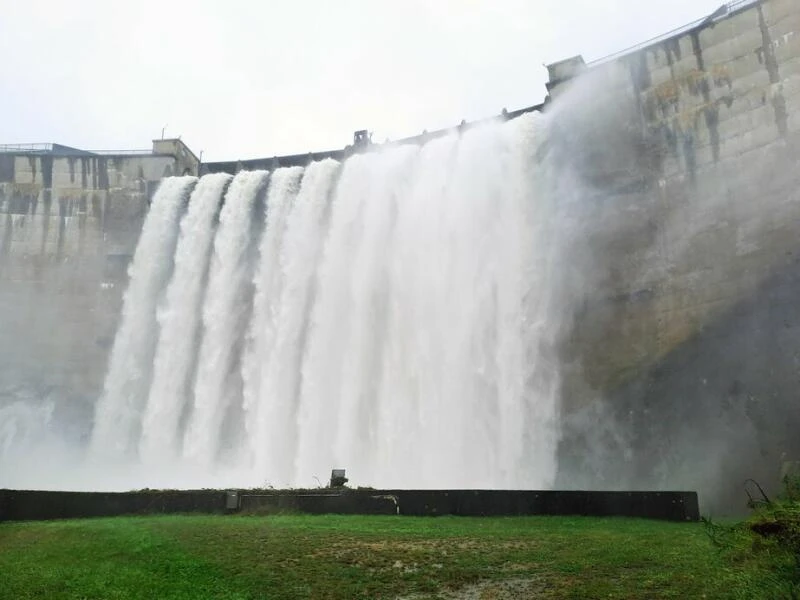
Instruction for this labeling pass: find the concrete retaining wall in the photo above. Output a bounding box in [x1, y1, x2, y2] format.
[0, 489, 699, 522]
[241, 490, 699, 521]
[0, 489, 227, 522]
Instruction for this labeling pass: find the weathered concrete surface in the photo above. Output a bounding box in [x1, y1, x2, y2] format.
[0, 140, 197, 436]
[551, 0, 800, 510]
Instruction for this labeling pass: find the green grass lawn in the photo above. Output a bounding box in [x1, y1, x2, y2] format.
[0, 514, 793, 599]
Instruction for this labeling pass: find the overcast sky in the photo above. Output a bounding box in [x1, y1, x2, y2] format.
[1, 0, 726, 161]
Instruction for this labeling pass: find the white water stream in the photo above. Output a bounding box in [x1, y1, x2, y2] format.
[90, 113, 563, 489]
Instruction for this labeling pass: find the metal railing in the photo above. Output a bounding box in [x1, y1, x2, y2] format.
[588, 0, 761, 66]
[0, 143, 54, 153]
[726, 0, 761, 14]
[86, 149, 152, 155]
[0, 143, 153, 156]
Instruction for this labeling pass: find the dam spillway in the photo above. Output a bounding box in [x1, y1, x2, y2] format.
[1, 0, 799, 511]
[90, 113, 562, 489]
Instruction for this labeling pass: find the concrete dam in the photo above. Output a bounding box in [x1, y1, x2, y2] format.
[1, 0, 798, 512]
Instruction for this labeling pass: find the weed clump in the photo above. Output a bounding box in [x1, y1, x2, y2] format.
[704, 476, 800, 598]
[748, 477, 800, 564]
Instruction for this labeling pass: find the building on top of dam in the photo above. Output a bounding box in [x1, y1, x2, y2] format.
[0, 138, 199, 201]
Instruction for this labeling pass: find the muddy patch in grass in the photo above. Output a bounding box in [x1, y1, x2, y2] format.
[397, 577, 547, 599]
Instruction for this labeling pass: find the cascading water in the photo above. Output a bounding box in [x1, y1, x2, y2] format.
[183, 170, 269, 465]
[295, 147, 419, 486]
[90, 176, 197, 459]
[248, 159, 340, 484]
[89, 112, 563, 489]
[138, 173, 232, 464]
[241, 166, 304, 468]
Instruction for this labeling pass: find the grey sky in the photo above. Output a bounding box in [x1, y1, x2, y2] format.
[1, 0, 726, 161]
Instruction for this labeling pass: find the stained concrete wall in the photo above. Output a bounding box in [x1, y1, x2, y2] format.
[552, 0, 800, 508]
[584, 0, 800, 383]
[152, 139, 200, 176]
[0, 145, 194, 439]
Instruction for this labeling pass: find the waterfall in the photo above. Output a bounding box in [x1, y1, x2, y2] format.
[139, 173, 232, 463]
[241, 166, 304, 468]
[249, 159, 340, 485]
[293, 147, 419, 486]
[90, 176, 196, 459]
[183, 170, 268, 466]
[91, 112, 563, 489]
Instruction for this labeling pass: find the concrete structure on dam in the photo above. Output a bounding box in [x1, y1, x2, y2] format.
[1, 0, 798, 507]
[0, 139, 198, 437]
